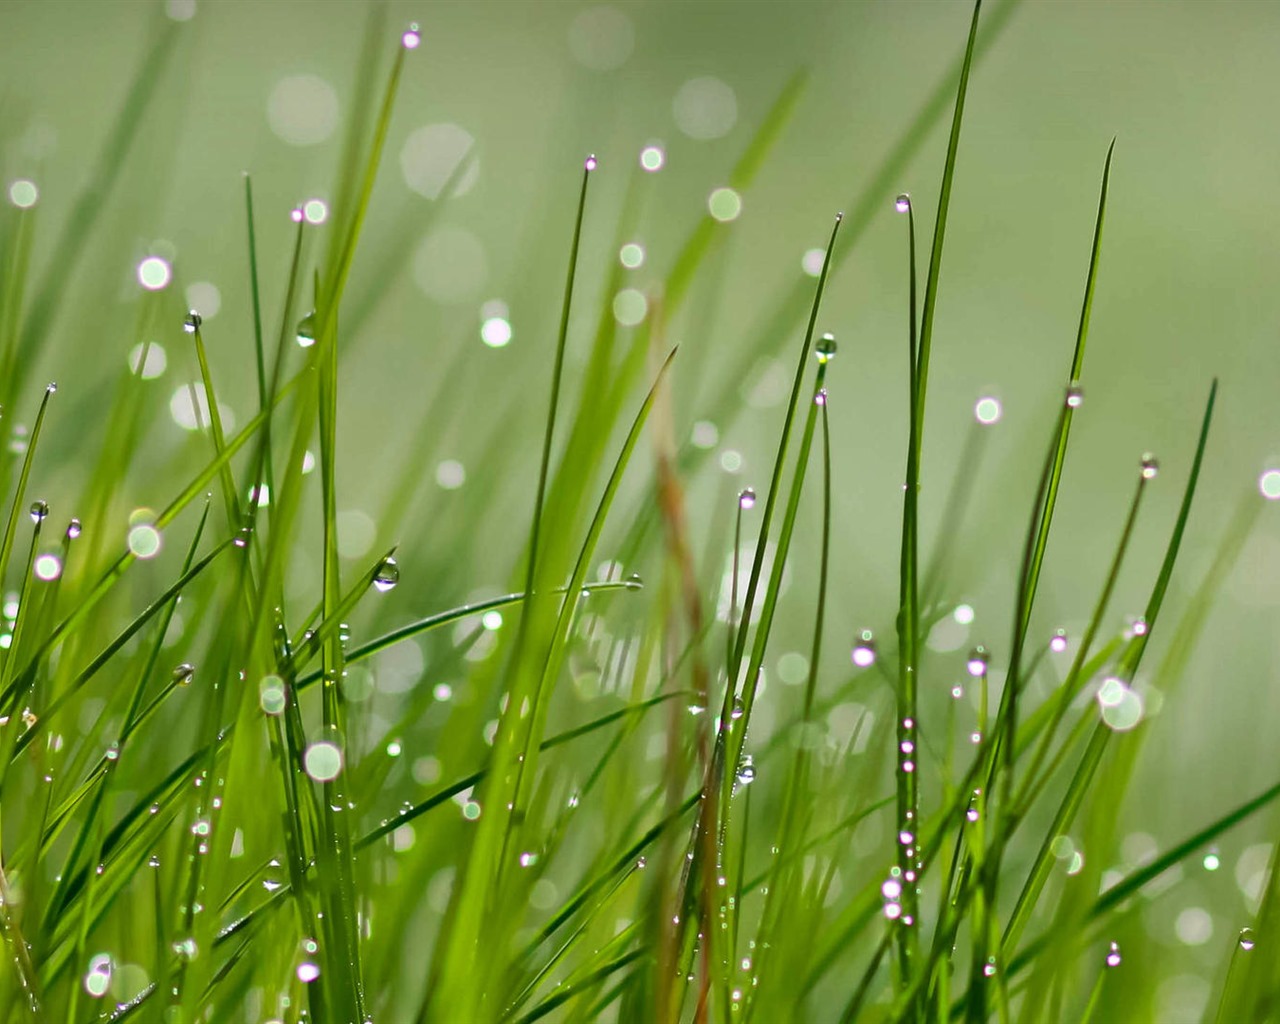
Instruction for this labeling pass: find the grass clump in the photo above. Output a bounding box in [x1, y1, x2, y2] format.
[0, 2, 1275, 1022]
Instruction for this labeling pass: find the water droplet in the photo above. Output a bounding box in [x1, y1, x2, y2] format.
[584, 154, 598, 172]
[815, 333, 837, 363]
[851, 630, 876, 668]
[173, 663, 195, 686]
[730, 697, 744, 720]
[402, 22, 421, 49]
[983, 958, 997, 978]
[105, 742, 120, 761]
[1105, 940, 1122, 967]
[626, 571, 643, 588]
[66, 518, 82, 540]
[29, 501, 48, 525]
[894, 193, 911, 213]
[1131, 617, 1148, 637]
[518, 851, 538, 867]
[738, 488, 756, 510]
[735, 755, 755, 786]
[636, 856, 647, 869]
[1065, 384, 1084, 409]
[1140, 453, 1159, 479]
[296, 312, 316, 348]
[45, 381, 57, 394]
[1050, 629, 1068, 654]
[372, 556, 399, 592]
[966, 646, 989, 677]
[183, 311, 202, 334]
[1239, 927, 1256, 951]
[148, 854, 161, 868]
[173, 937, 198, 961]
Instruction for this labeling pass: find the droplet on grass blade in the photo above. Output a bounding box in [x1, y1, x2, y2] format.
[173, 663, 194, 686]
[738, 488, 756, 510]
[1066, 384, 1084, 409]
[373, 556, 400, 592]
[183, 311, 202, 334]
[29, 501, 48, 525]
[402, 22, 421, 48]
[1140, 452, 1159, 479]
[851, 630, 876, 668]
[894, 193, 911, 213]
[1106, 941, 1122, 967]
[966, 646, 988, 676]
[296, 312, 316, 348]
[815, 333, 837, 364]
[1239, 927, 1256, 951]
[1050, 628, 1068, 653]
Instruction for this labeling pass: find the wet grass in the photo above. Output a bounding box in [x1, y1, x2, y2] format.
[0, 2, 1275, 1022]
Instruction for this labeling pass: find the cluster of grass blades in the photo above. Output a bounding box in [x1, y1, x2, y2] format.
[0, 2, 1277, 1022]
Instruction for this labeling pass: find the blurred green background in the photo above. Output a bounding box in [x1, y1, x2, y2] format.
[3, 1, 1278, 1016]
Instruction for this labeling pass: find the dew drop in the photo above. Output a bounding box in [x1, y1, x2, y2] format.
[815, 333, 837, 364]
[173, 663, 195, 686]
[894, 193, 911, 213]
[735, 755, 755, 786]
[183, 311, 202, 334]
[851, 629, 876, 668]
[1050, 629, 1068, 654]
[584, 154, 598, 172]
[1065, 384, 1084, 409]
[29, 501, 48, 525]
[966, 646, 989, 677]
[738, 488, 756, 511]
[372, 556, 400, 592]
[401, 22, 421, 49]
[1140, 452, 1159, 479]
[66, 518, 82, 540]
[730, 697, 744, 720]
[296, 312, 316, 348]
[1105, 941, 1122, 967]
[1239, 927, 1256, 951]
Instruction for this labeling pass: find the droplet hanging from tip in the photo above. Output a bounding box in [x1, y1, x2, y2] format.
[815, 333, 837, 364]
[29, 501, 48, 525]
[373, 556, 400, 593]
[894, 193, 911, 213]
[1140, 452, 1159, 479]
[183, 311, 202, 334]
[738, 488, 756, 511]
